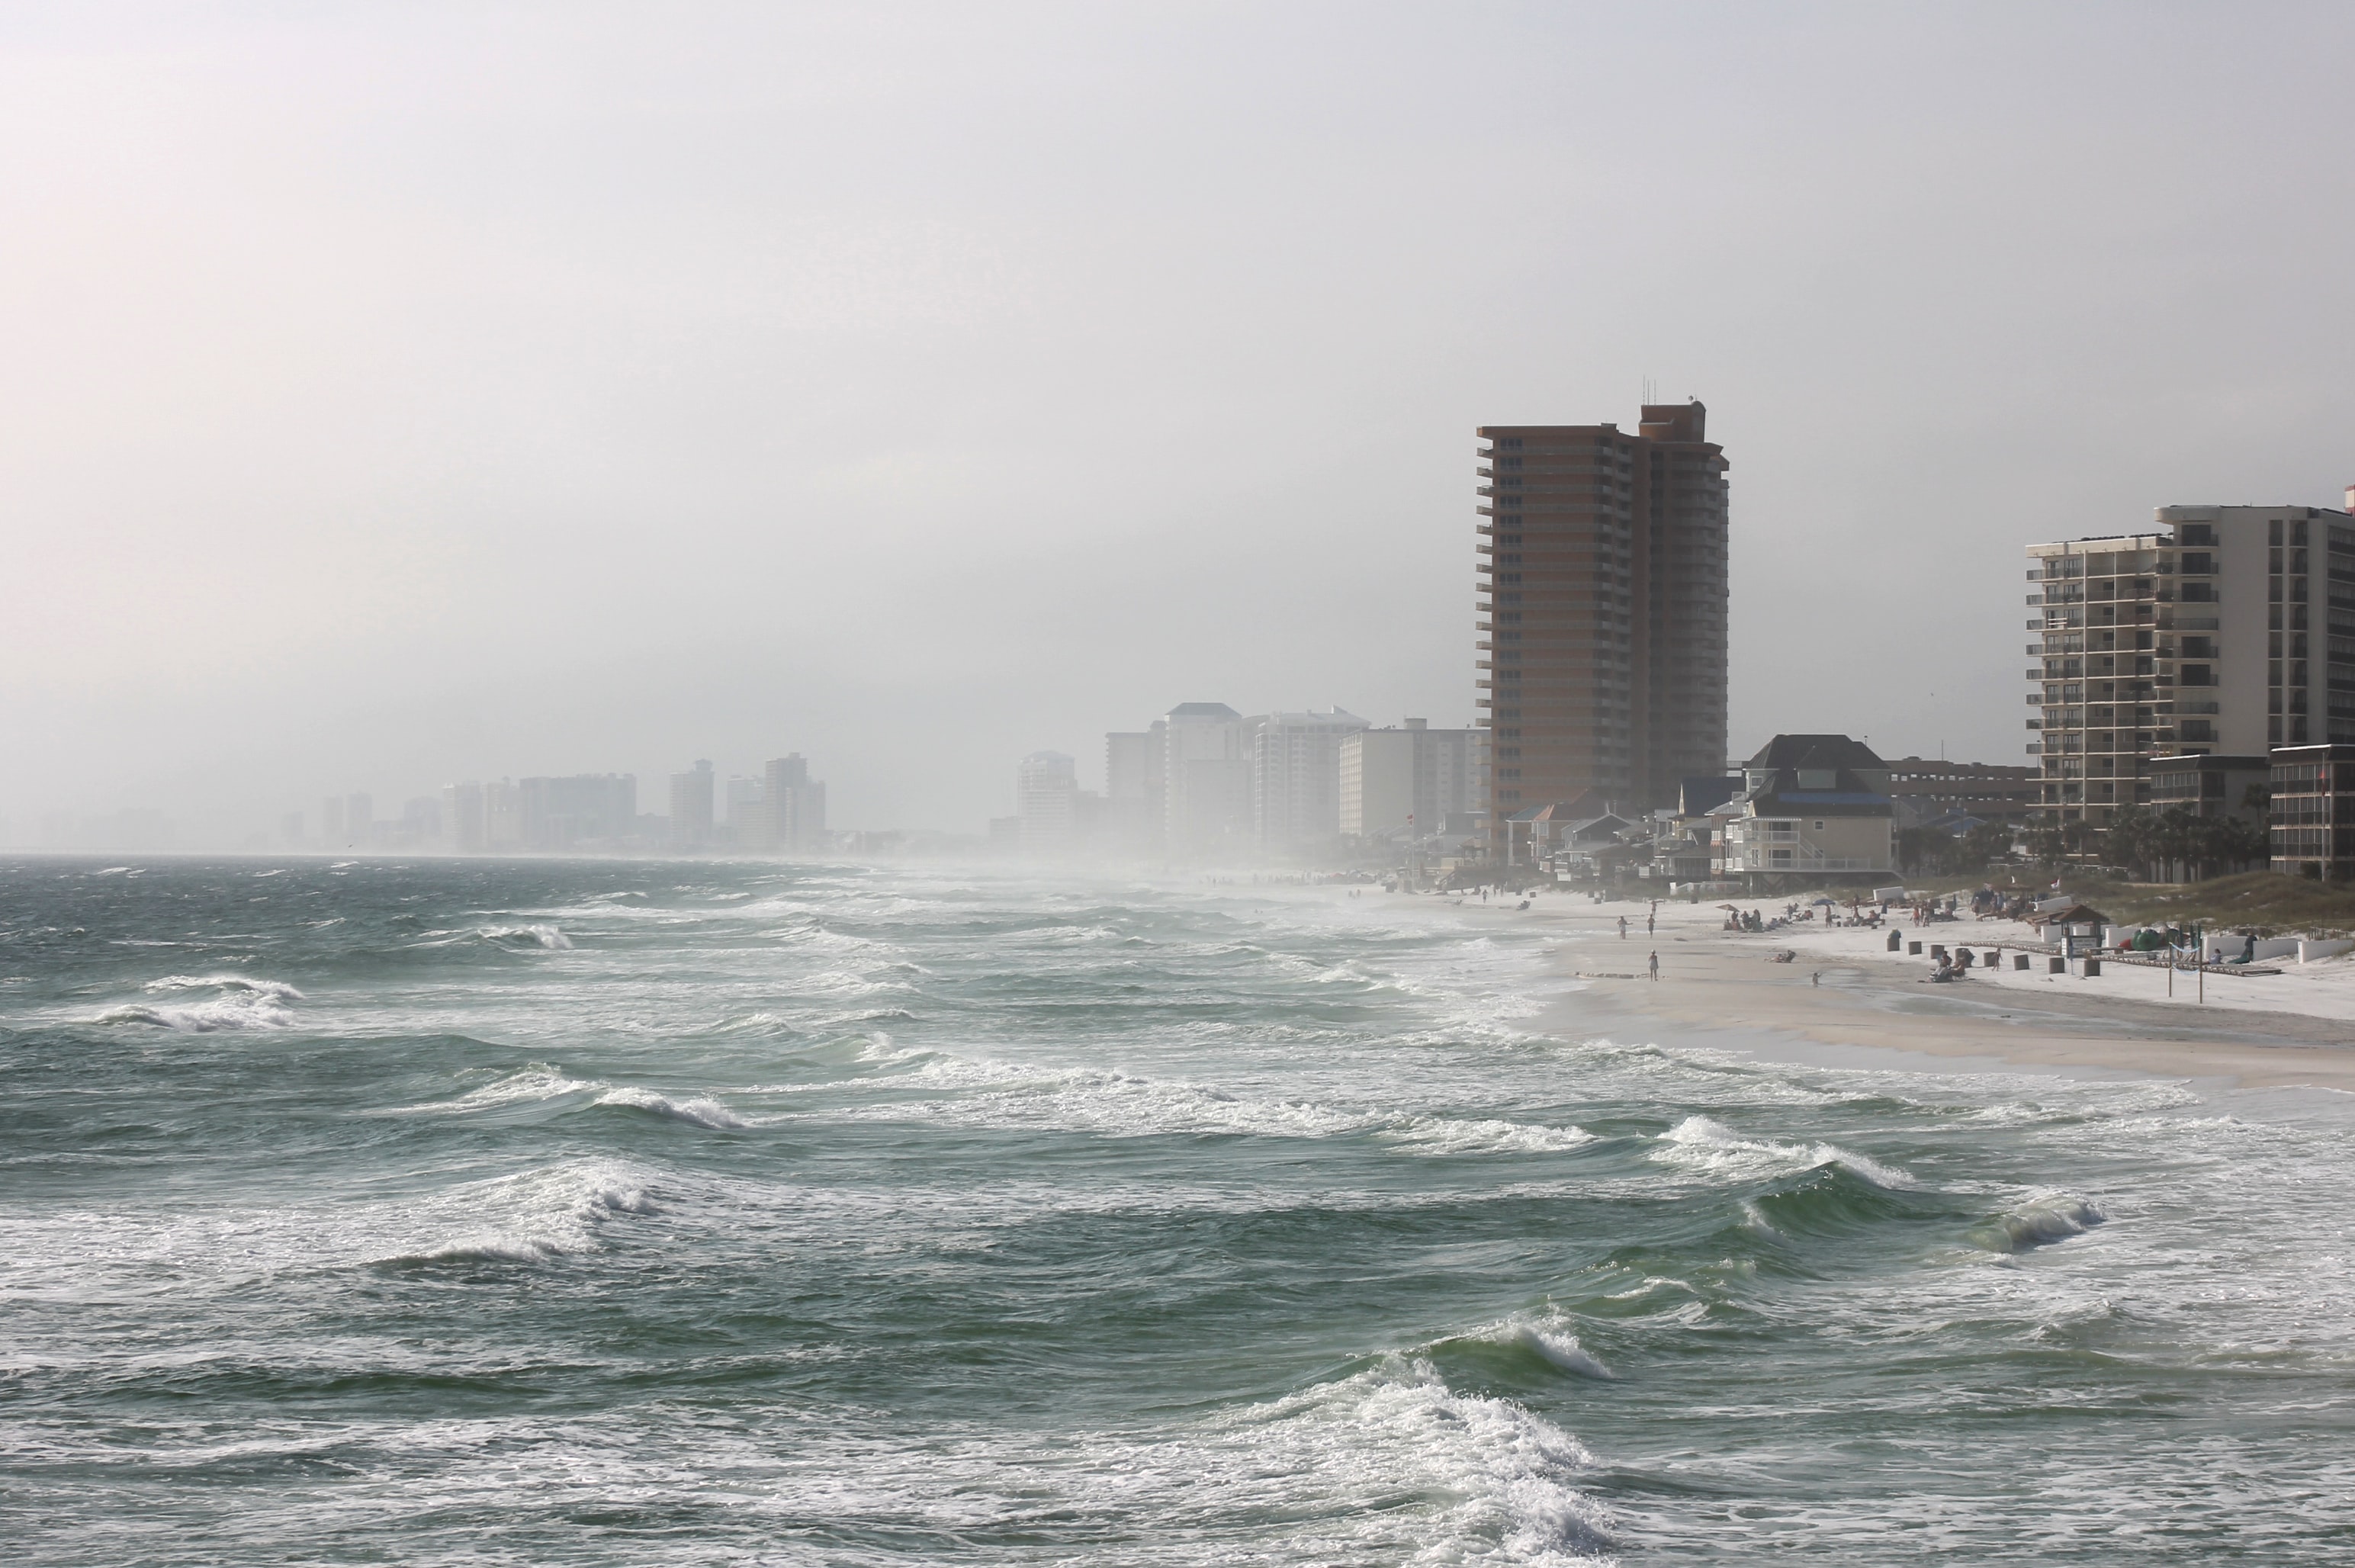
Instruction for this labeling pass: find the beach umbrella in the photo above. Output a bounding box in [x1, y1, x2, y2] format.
[1717, 903, 1742, 911]
[1810, 897, 1837, 906]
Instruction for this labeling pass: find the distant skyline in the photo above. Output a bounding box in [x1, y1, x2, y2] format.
[7, 4, 2355, 835]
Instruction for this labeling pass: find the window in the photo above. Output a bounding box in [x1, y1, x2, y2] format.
[1813, 820, 1826, 831]
[1796, 769, 1836, 789]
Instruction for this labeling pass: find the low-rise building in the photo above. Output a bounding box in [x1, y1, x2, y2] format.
[1883, 757, 2039, 828]
[1712, 735, 1895, 880]
[2145, 753, 2270, 824]
[2270, 743, 2355, 881]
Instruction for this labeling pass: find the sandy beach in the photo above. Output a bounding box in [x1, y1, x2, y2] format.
[1474, 891, 2355, 1091]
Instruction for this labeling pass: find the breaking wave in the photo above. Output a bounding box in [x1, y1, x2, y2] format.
[92, 975, 304, 1031]
[390, 1068, 746, 1129]
[1653, 1113, 1916, 1188]
[478, 924, 573, 950]
[593, 1085, 750, 1129]
[1970, 1195, 2106, 1253]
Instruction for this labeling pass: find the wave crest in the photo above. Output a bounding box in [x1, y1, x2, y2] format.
[479, 924, 573, 950]
[95, 975, 304, 1031]
[1971, 1196, 2106, 1253]
[1655, 1113, 1916, 1189]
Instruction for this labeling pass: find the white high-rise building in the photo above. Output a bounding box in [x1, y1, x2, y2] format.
[1248, 708, 1368, 850]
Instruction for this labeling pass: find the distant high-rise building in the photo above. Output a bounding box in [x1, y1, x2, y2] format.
[320, 795, 345, 847]
[1248, 708, 1368, 849]
[670, 760, 715, 849]
[724, 776, 767, 849]
[279, 811, 306, 848]
[520, 774, 637, 850]
[483, 779, 523, 851]
[1476, 402, 1729, 852]
[1016, 751, 1078, 853]
[1339, 719, 1489, 839]
[762, 754, 827, 853]
[344, 793, 373, 846]
[402, 796, 442, 847]
[442, 782, 486, 853]
[1105, 725, 1166, 848]
[1161, 702, 1249, 854]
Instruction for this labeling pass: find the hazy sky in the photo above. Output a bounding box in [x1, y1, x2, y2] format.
[6, 2, 2354, 837]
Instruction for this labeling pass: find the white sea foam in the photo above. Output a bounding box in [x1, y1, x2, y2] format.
[1383, 1115, 1596, 1156]
[386, 1067, 603, 1116]
[144, 974, 304, 1000]
[822, 1044, 1598, 1157]
[387, 1068, 747, 1129]
[1654, 1114, 1916, 1188]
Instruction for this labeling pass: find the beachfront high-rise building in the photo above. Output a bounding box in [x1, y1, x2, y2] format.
[1016, 750, 1078, 854]
[1104, 725, 1165, 849]
[2026, 502, 2355, 830]
[1338, 719, 1489, 839]
[1161, 702, 1249, 854]
[1475, 402, 1729, 853]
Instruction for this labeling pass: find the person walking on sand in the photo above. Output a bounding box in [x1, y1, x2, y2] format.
[1648, 950, 1659, 981]
[1618, 915, 1630, 940]
[1647, 911, 1656, 937]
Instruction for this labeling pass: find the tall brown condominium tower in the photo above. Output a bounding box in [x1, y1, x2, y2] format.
[1476, 402, 1729, 852]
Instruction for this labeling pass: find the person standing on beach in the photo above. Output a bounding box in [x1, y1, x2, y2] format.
[1648, 950, 1659, 981]
[1647, 911, 1656, 937]
[1618, 915, 1630, 940]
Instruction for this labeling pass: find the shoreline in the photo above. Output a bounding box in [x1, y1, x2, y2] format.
[1459, 895, 2355, 1091]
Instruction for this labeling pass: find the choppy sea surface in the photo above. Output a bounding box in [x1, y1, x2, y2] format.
[4, 856, 2353, 1564]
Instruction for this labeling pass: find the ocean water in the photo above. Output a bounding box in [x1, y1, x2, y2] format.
[4, 856, 2353, 1565]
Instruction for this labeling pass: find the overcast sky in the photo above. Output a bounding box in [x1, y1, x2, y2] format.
[5, 2, 2353, 837]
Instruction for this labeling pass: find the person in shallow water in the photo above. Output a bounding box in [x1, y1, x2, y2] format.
[1618, 916, 1630, 939]
[1648, 950, 1659, 981]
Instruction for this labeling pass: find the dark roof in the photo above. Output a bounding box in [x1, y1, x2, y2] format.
[1744, 734, 1887, 772]
[1165, 702, 1241, 720]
